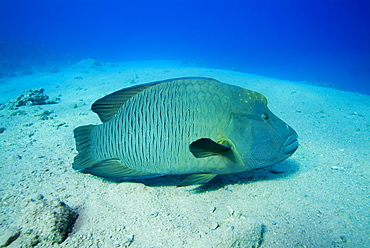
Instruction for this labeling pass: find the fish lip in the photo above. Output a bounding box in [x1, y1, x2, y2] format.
[283, 134, 299, 155]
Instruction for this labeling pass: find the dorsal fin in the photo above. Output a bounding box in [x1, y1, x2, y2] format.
[91, 83, 158, 122]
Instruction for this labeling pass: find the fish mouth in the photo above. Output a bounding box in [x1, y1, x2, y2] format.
[283, 133, 299, 155]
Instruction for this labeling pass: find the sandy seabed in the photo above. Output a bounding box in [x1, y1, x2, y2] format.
[0, 59, 369, 247]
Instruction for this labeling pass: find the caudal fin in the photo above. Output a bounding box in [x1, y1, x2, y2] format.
[72, 125, 99, 171]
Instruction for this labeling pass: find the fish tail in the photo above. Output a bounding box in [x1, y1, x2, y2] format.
[72, 124, 155, 179]
[72, 125, 99, 171]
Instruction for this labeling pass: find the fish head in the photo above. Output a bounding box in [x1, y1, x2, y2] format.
[228, 90, 298, 171]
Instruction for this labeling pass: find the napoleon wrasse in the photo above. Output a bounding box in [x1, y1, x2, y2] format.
[73, 77, 298, 186]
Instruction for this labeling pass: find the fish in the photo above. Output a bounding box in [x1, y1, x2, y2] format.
[72, 77, 298, 186]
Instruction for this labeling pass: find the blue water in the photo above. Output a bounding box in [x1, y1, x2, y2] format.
[1, 0, 369, 94]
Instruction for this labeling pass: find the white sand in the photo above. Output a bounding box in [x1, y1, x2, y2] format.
[0, 59, 369, 247]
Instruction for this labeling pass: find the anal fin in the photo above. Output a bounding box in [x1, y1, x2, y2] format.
[82, 159, 151, 180]
[178, 173, 217, 186]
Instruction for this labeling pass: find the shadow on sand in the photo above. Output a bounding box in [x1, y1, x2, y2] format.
[102, 159, 300, 193]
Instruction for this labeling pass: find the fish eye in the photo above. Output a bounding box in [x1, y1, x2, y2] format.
[261, 113, 269, 120]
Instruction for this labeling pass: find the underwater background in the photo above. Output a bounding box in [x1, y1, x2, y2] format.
[0, 0, 369, 95]
[1, 1, 370, 247]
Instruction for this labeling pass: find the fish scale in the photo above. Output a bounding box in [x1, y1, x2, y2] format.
[125, 81, 193, 173]
[92, 80, 226, 173]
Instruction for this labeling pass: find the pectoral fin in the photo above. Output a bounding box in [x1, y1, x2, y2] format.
[189, 138, 231, 158]
[178, 173, 217, 186]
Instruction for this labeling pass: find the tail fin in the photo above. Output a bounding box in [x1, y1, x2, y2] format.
[72, 125, 99, 171]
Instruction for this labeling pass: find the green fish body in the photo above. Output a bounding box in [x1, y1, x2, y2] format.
[73, 77, 298, 185]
